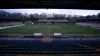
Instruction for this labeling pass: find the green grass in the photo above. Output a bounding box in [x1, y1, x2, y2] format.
[0, 24, 100, 34]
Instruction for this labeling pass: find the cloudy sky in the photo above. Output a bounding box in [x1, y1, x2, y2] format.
[0, 9, 100, 16]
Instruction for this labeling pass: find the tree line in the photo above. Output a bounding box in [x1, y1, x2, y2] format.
[0, 10, 100, 23]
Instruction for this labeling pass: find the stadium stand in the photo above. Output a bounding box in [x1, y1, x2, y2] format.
[0, 39, 100, 56]
[0, 17, 23, 27]
[0, 0, 100, 56]
[0, 22, 23, 27]
[0, 40, 97, 53]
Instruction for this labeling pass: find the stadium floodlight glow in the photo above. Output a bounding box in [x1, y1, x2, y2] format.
[34, 33, 43, 37]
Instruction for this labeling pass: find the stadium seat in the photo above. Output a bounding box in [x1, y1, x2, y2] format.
[0, 40, 96, 53]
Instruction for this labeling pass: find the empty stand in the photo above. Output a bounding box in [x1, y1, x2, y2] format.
[0, 39, 97, 54]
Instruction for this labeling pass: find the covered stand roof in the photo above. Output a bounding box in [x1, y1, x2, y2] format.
[38, 20, 68, 22]
[0, 0, 100, 10]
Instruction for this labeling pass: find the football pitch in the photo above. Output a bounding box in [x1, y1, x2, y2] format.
[0, 24, 100, 34]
